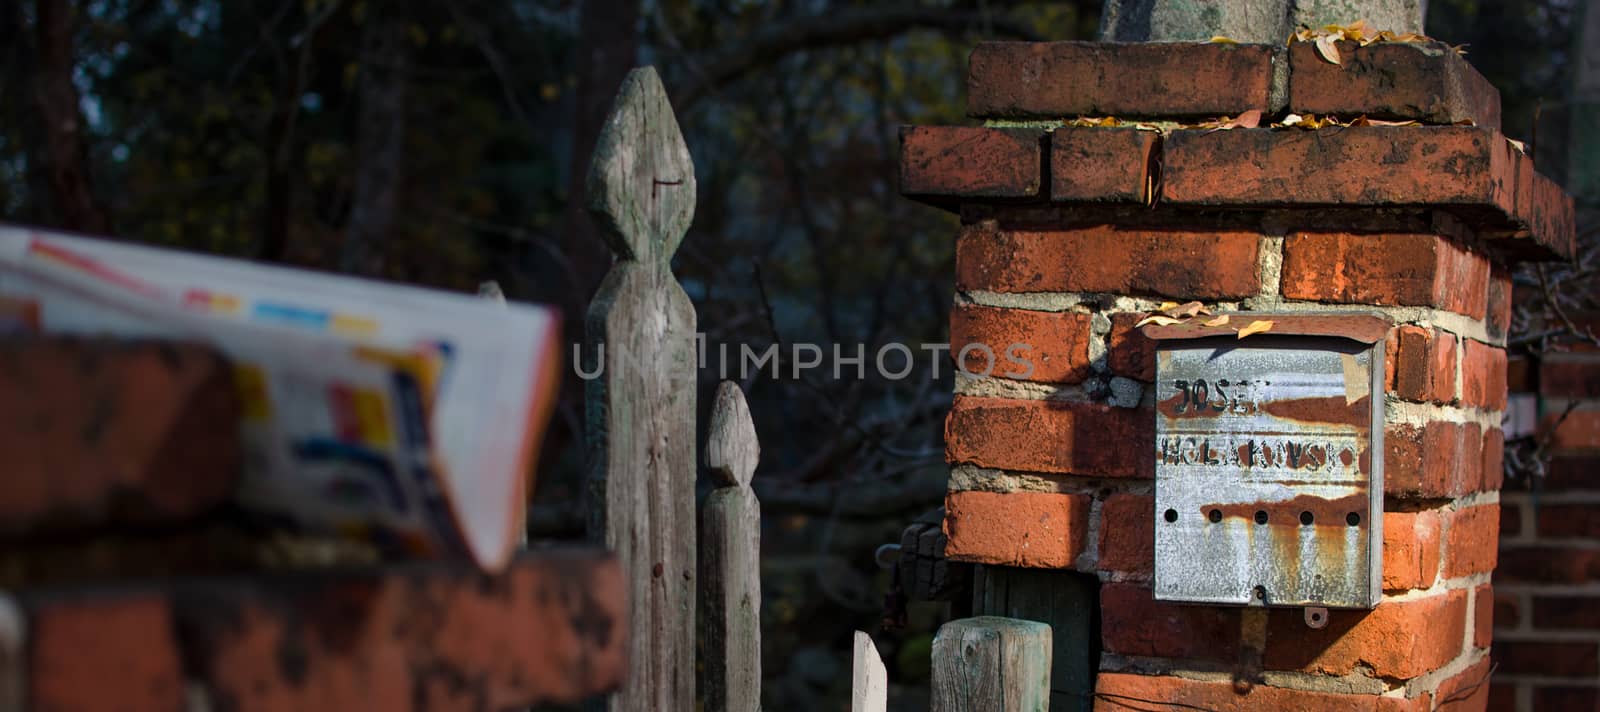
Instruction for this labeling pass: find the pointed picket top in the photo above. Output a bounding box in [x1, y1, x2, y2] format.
[706, 381, 759, 488]
[586, 66, 696, 264]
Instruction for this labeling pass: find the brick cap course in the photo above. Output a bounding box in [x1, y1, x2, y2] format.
[19, 549, 625, 710]
[1288, 40, 1501, 129]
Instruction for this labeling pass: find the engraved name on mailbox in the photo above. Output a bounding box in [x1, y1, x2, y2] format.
[1149, 317, 1386, 609]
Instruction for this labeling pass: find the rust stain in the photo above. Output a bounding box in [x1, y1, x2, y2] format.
[1260, 395, 1371, 429]
[1204, 493, 1367, 527]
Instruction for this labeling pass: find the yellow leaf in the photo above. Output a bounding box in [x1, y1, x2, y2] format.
[1156, 301, 1180, 311]
[1135, 315, 1184, 328]
[1209, 35, 1239, 44]
[1163, 301, 1211, 318]
[1203, 315, 1231, 327]
[1236, 320, 1276, 339]
[1314, 34, 1342, 65]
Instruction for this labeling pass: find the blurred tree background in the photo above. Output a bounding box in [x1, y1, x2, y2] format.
[0, 1, 1589, 708]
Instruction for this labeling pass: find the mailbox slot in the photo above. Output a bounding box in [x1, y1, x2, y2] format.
[1144, 314, 1388, 610]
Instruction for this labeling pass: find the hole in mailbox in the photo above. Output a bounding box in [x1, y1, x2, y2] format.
[1145, 313, 1387, 610]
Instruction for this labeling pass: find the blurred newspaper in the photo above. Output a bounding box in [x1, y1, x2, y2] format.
[0, 225, 561, 571]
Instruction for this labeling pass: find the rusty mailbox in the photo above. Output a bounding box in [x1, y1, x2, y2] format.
[1145, 314, 1389, 610]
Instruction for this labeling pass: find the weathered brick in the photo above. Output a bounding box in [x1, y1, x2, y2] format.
[1093, 672, 1430, 712]
[900, 126, 1041, 203]
[1535, 504, 1600, 539]
[1107, 312, 1157, 382]
[1281, 233, 1489, 319]
[1532, 596, 1600, 630]
[955, 224, 1260, 299]
[1385, 421, 1485, 499]
[1443, 503, 1499, 578]
[1494, 546, 1600, 584]
[1541, 357, 1600, 398]
[944, 490, 1089, 567]
[1161, 127, 1574, 260]
[1387, 325, 1458, 404]
[1486, 268, 1513, 342]
[1050, 127, 1157, 203]
[1474, 584, 1494, 649]
[1492, 639, 1599, 677]
[1482, 427, 1505, 492]
[29, 594, 184, 712]
[1545, 409, 1600, 451]
[967, 41, 1278, 119]
[1460, 340, 1508, 410]
[1099, 583, 1238, 661]
[1382, 509, 1441, 592]
[1288, 40, 1501, 129]
[0, 338, 241, 537]
[1264, 589, 1467, 679]
[1432, 656, 1494, 711]
[949, 304, 1092, 383]
[1098, 493, 1153, 576]
[945, 396, 1154, 477]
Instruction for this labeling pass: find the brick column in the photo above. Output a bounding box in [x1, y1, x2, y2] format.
[904, 40, 1574, 710]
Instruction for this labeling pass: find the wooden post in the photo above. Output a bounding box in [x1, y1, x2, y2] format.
[851, 630, 888, 712]
[701, 381, 761, 711]
[931, 617, 1052, 712]
[583, 66, 698, 712]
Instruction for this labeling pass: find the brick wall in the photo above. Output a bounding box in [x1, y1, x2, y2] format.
[903, 39, 1575, 710]
[1494, 344, 1600, 709]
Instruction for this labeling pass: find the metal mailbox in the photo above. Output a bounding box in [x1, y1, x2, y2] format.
[1145, 314, 1388, 610]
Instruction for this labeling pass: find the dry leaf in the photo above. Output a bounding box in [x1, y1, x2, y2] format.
[1156, 301, 1180, 311]
[1363, 117, 1421, 127]
[1135, 314, 1183, 328]
[1163, 301, 1211, 318]
[1228, 109, 1262, 129]
[1314, 34, 1342, 64]
[1202, 315, 1231, 327]
[1209, 35, 1239, 44]
[1507, 138, 1528, 154]
[1236, 319, 1276, 339]
[1282, 113, 1305, 127]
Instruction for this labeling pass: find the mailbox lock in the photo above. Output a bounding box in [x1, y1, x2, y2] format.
[1305, 607, 1329, 629]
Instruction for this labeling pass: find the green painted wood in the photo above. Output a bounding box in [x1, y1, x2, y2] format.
[701, 381, 762, 712]
[976, 567, 1098, 712]
[932, 616, 1053, 712]
[583, 66, 698, 712]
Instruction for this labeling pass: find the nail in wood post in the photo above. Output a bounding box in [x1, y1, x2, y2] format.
[931, 617, 1052, 712]
[851, 631, 888, 712]
[583, 66, 698, 712]
[701, 381, 761, 711]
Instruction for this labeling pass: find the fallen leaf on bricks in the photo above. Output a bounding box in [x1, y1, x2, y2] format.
[1156, 301, 1180, 312]
[1162, 301, 1212, 318]
[1236, 320, 1276, 338]
[1209, 35, 1239, 44]
[1202, 315, 1231, 327]
[1314, 34, 1342, 64]
[1135, 315, 1183, 328]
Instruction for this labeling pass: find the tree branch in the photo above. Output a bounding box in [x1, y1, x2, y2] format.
[672, 6, 1044, 111]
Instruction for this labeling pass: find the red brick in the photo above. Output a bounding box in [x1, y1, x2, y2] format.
[1288, 40, 1501, 129]
[1386, 421, 1485, 499]
[1545, 409, 1600, 451]
[1383, 509, 1441, 592]
[1093, 672, 1430, 712]
[1486, 268, 1513, 342]
[945, 396, 1153, 478]
[900, 126, 1041, 202]
[1534, 687, 1600, 710]
[944, 490, 1089, 567]
[1099, 583, 1239, 661]
[0, 338, 241, 537]
[177, 549, 626, 709]
[1507, 355, 1532, 392]
[955, 224, 1260, 299]
[1492, 639, 1598, 677]
[1050, 127, 1157, 203]
[1108, 312, 1157, 382]
[1461, 340, 1508, 410]
[1444, 504, 1500, 578]
[1433, 656, 1494, 711]
[1536, 504, 1600, 538]
[967, 41, 1277, 119]
[1474, 584, 1494, 649]
[1281, 233, 1489, 319]
[1494, 546, 1600, 584]
[1387, 326, 1459, 404]
[1098, 494, 1152, 576]
[1541, 357, 1600, 398]
[1499, 502, 1521, 537]
[1532, 596, 1600, 630]
[1482, 427, 1505, 491]
[1265, 590, 1468, 679]
[1494, 592, 1520, 630]
[1160, 128, 1573, 261]
[949, 304, 1092, 383]
[29, 593, 184, 712]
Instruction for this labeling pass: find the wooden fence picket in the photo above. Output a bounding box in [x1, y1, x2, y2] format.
[701, 381, 762, 711]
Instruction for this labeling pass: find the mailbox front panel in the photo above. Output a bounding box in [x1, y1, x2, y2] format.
[1153, 335, 1383, 609]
